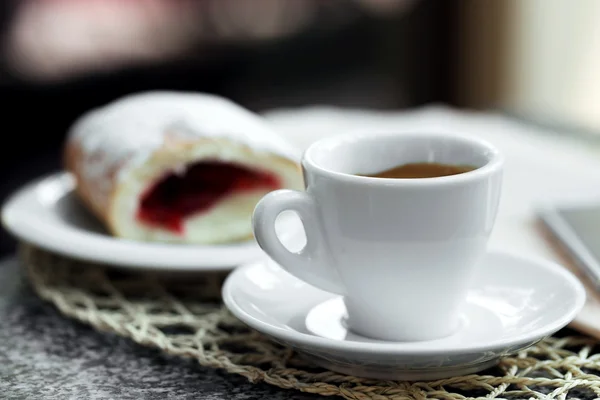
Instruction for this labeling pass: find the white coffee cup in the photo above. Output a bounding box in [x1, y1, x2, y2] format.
[252, 131, 504, 342]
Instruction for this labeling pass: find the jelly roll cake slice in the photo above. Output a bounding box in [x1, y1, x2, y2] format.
[63, 91, 303, 244]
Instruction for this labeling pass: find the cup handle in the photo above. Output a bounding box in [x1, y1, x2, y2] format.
[252, 189, 345, 295]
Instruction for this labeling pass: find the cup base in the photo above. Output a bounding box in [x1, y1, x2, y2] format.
[342, 296, 466, 343]
[342, 314, 466, 343]
[305, 297, 467, 344]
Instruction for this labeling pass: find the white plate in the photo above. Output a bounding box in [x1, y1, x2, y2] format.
[223, 249, 586, 380]
[1, 172, 300, 271]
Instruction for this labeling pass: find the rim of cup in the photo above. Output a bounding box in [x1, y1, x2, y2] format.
[302, 131, 504, 186]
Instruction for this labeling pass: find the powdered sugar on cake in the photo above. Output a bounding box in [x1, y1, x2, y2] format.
[67, 91, 301, 210]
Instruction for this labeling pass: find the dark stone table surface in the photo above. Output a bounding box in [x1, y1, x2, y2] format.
[0, 256, 321, 400]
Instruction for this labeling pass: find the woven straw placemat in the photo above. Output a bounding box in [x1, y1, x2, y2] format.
[19, 243, 600, 400]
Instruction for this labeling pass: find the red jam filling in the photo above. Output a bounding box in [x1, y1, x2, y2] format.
[136, 161, 280, 234]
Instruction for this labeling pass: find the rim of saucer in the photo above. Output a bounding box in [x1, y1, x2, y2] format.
[222, 250, 586, 355]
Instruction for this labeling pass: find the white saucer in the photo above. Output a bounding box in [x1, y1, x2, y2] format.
[1, 172, 300, 271]
[222, 250, 586, 381]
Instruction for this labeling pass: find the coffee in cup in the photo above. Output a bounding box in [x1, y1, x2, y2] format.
[361, 162, 476, 179]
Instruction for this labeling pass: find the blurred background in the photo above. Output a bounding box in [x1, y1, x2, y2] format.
[1, 0, 599, 255]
